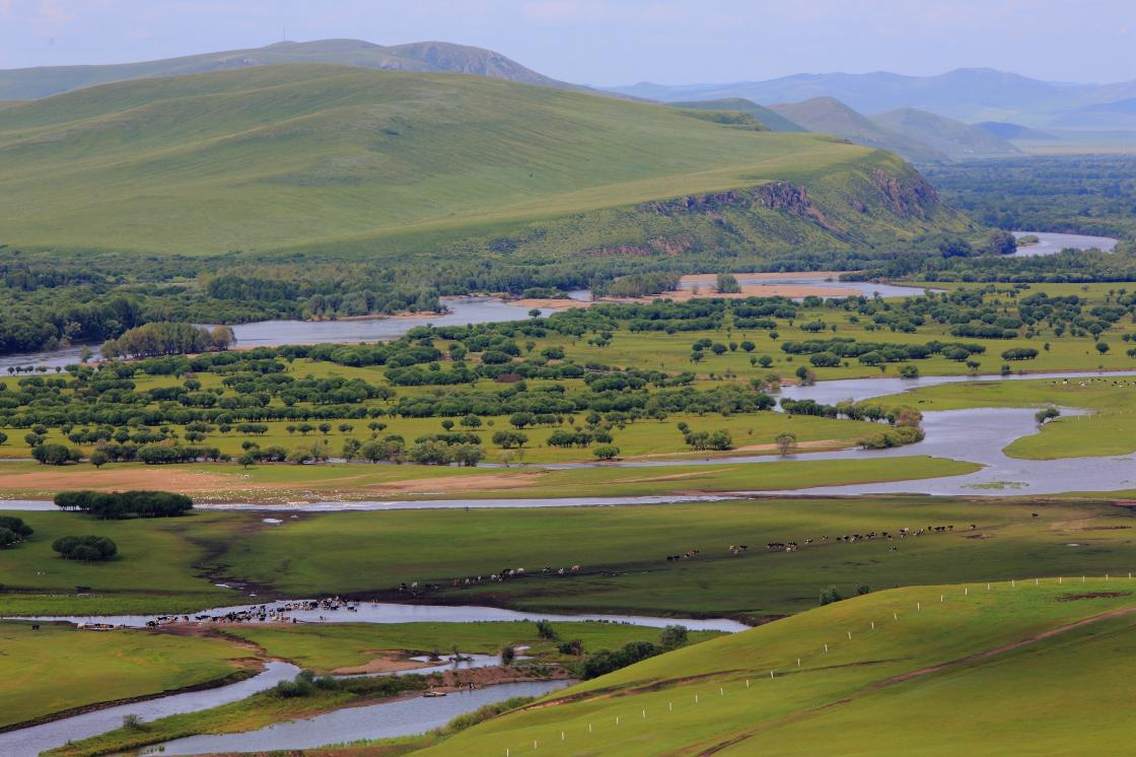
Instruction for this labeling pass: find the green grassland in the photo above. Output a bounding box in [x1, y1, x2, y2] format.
[0, 64, 962, 258]
[222, 621, 721, 674]
[0, 455, 978, 503]
[881, 375, 1136, 459]
[421, 580, 1136, 755]
[0, 621, 251, 729]
[4, 495, 1131, 620]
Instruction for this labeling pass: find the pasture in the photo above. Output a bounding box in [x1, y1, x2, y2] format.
[5, 495, 1133, 619]
[421, 580, 1136, 754]
[0, 621, 251, 730]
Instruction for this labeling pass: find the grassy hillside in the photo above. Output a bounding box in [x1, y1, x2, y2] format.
[0, 65, 967, 258]
[670, 98, 806, 132]
[873, 107, 1021, 160]
[423, 581, 1136, 754]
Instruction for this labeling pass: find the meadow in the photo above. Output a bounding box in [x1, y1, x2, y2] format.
[4, 495, 1134, 620]
[0, 621, 251, 729]
[420, 580, 1136, 755]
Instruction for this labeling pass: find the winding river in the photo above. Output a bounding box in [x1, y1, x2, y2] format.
[153, 680, 570, 755]
[1011, 231, 1118, 257]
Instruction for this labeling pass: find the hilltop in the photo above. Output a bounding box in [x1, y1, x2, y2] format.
[771, 97, 948, 162]
[0, 64, 969, 259]
[0, 38, 587, 100]
[872, 107, 1022, 160]
[669, 98, 806, 132]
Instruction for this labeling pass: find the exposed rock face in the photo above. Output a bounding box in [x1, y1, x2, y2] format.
[752, 182, 835, 230]
[871, 168, 939, 219]
[640, 182, 837, 231]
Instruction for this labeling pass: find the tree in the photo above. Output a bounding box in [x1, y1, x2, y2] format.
[939, 237, 973, 259]
[341, 438, 362, 461]
[774, 432, 797, 457]
[1096, 341, 1110, 355]
[89, 450, 109, 469]
[238, 452, 257, 468]
[716, 273, 741, 294]
[659, 624, 688, 648]
[984, 229, 1018, 255]
[32, 443, 81, 465]
[500, 645, 516, 666]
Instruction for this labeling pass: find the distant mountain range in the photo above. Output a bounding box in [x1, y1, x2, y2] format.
[680, 96, 1021, 163]
[607, 68, 1136, 130]
[0, 38, 589, 100]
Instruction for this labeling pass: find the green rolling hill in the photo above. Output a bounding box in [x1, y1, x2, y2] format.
[422, 580, 1136, 755]
[670, 98, 806, 132]
[0, 64, 969, 260]
[873, 107, 1021, 160]
[771, 96, 948, 163]
[0, 38, 585, 101]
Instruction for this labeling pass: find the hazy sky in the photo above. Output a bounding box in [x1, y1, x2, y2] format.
[1, 0, 1133, 85]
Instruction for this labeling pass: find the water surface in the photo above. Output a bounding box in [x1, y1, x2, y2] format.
[152, 680, 570, 755]
[0, 661, 300, 756]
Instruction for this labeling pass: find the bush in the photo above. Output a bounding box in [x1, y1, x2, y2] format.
[819, 586, 843, 606]
[535, 619, 558, 640]
[592, 445, 620, 460]
[0, 527, 22, 549]
[52, 535, 118, 561]
[0, 516, 33, 539]
[581, 641, 660, 679]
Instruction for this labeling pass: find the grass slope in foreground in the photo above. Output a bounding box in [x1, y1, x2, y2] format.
[0, 64, 963, 256]
[423, 580, 1136, 755]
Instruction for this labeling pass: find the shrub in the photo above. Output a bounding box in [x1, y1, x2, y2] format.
[592, 445, 620, 460]
[0, 516, 33, 539]
[52, 535, 118, 561]
[535, 619, 558, 640]
[0, 527, 22, 549]
[581, 641, 660, 679]
[819, 586, 843, 606]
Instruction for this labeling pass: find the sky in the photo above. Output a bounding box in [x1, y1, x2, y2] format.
[0, 0, 1133, 86]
